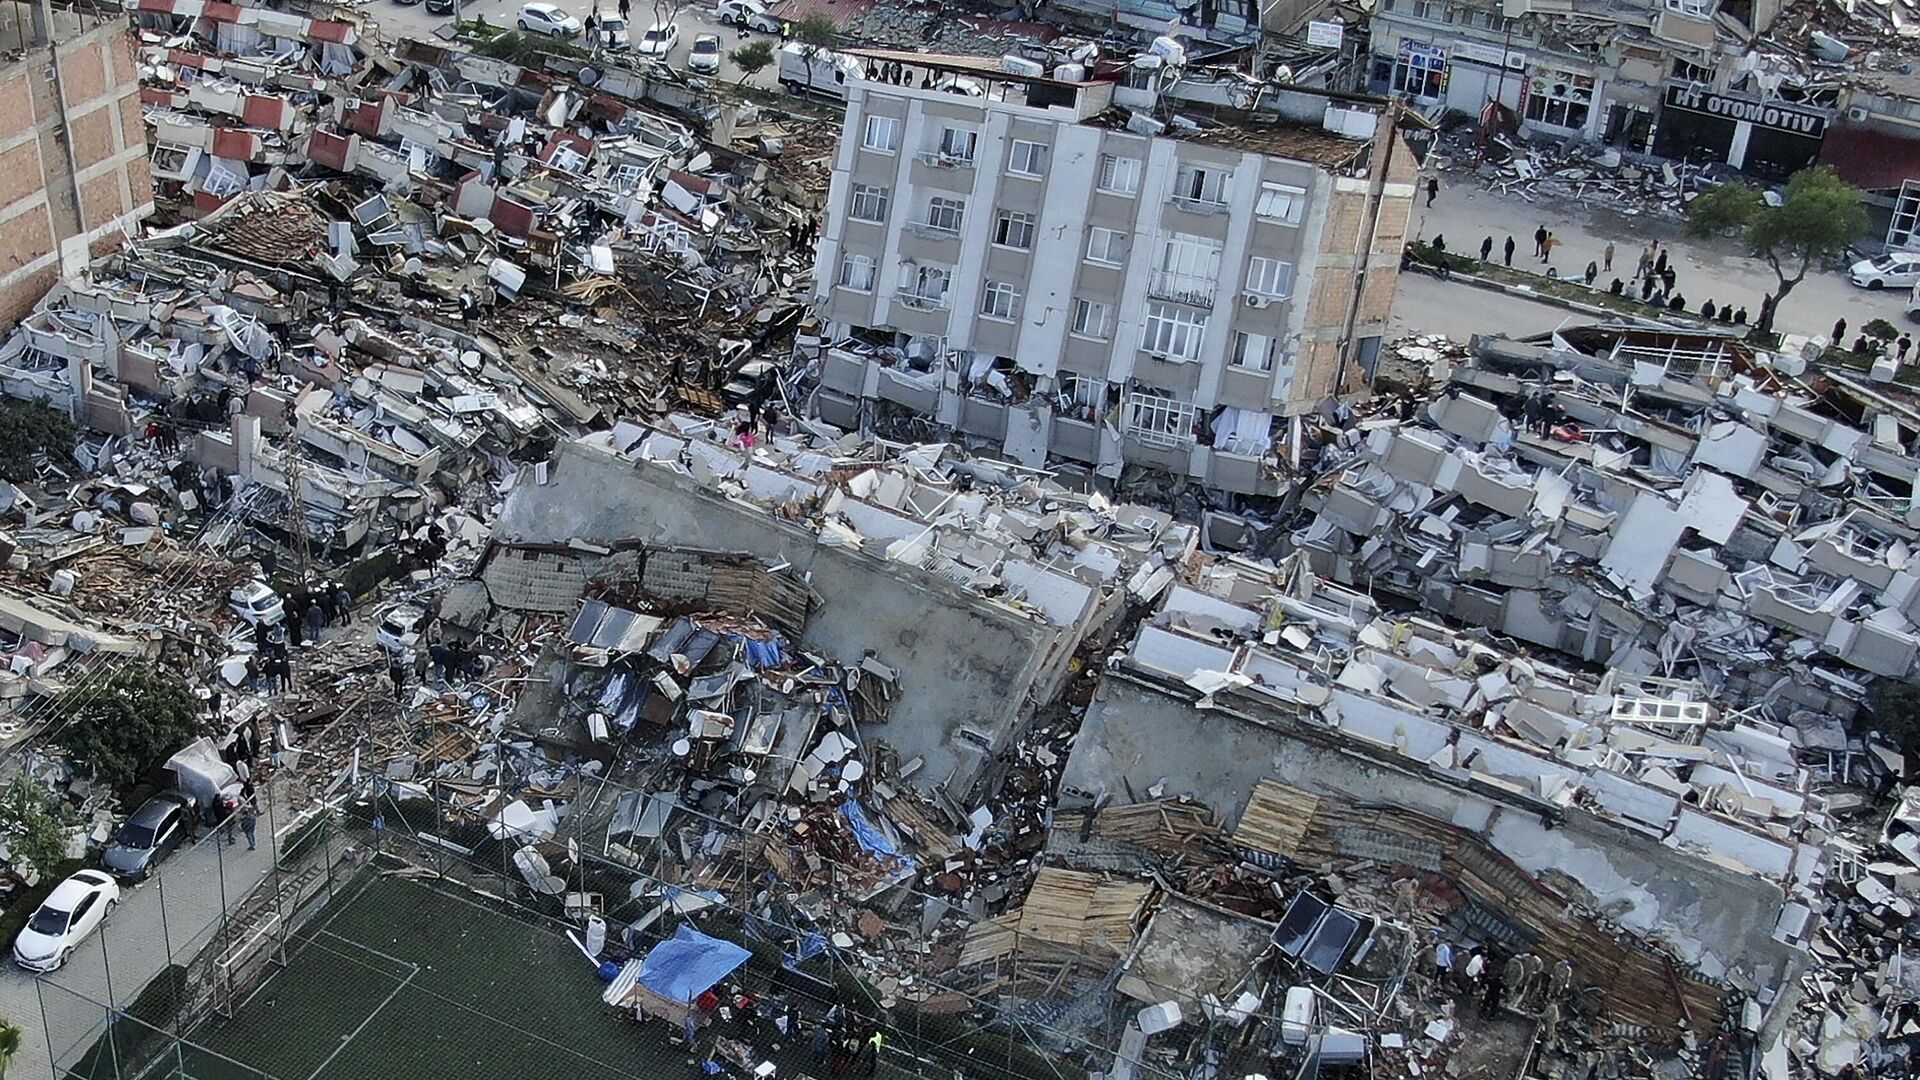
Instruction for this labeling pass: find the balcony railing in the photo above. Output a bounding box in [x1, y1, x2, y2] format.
[909, 221, 961, 240]
[1146, 271, 1217, 308]
[915, 150, 976, 169]
[1169, 194, 1230, 215]
[897, 292, 952, 311]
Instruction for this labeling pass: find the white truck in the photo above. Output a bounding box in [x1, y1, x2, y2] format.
[777, 42, 861, 100]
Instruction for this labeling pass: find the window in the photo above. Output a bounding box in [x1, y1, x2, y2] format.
[838, 254, 876, 291]
[1672, 58, 1711, 82]
[1071, 298, 1112, 340]
[1098, 154, 1142, 195]
[905, 265, 950, 307]
[849, 184, 891, 223]
[1665, 0, 1713, 16]
[1232, 331, 1277, 372]
[1086, 227, 1128, 265]
[1152, 234, 1222, 304]
[1393, 49, 1445, 98]
[1125, 389, 1198, 441]
[938, 127, 978, 164]
[1009, 140, 1048, 176]
[1058, 374, 1107, 420]
[863, 115, 900, 152]
[981, 280, 1021, 320]
[613, 163, 647, 193]
[1245, 257, 1295, 299]
[994, 210, 1036, 250]
[1255, 183, 1305, 224]
[1523, 69, 1594, 130]
[1173, 164, 1229, 208]
[925, 197, 966, 233]
[1141, 302, 1207, 361]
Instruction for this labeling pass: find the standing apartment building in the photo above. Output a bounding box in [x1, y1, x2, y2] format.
[0, 13, 153, 325]
[810, 50, 1415, 496]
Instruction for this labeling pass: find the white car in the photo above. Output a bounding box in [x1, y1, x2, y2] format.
[228, 581, 284, 626]
[715, 0, 783, 31]
[635, 21, 679, 56]
[377, 605, 427, 654]
[1849, 252, 1920, 290]
[518, 2, 582, 37]
[598, 15, 631, 49]
[688, 32, 722, 74]
[14, 870, 119, 972]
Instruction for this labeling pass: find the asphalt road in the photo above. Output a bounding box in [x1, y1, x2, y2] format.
[368, 0, 785, 89]
[1389, 272, 1583, 344]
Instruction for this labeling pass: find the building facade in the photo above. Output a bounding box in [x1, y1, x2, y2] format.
[1365, 0, 1832, 181]
[0, 17, 154, 325]
[810, 52, 1414, 495]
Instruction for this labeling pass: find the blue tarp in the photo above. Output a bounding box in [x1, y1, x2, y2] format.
[841, 800, 915, 871]
[637, 925, 752, 1004]
[741, 636, 785, 670]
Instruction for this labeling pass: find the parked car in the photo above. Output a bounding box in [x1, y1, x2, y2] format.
[102, 792, 195, 881]
[688, 32, 722, 74]
[228, 581, 284, 626]
[1849, 252, 1920, 290]
[14, 870, 119, 972]
[517, 2, 582, 37]
[777, 41, 860, 99]
[598, 15, 631, 48]
[377, 605, 428, 654]
[715, 0, 783, 32]
[393, 0, 422, 8]
[635, 20, 679, 56]
[424, 0, 456, 14]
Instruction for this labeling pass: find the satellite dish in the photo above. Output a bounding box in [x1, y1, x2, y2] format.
[579, 66, 600, 85]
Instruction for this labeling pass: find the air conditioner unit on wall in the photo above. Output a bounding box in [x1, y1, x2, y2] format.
[1848, 106, 1870, 122]
[1245, 293, 1270, 309]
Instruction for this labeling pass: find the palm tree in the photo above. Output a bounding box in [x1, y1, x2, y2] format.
[0, 1018, 23, 1078]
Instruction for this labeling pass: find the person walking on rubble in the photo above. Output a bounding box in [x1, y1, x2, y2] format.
[239, 786, 259, 850]
[333, 584, 353, 626]
[1502, 954, 1528, 1011]
[389, 652, 409, 704]
[1548, 957, 1573, 1001]
[1503, 235, 1515, 267]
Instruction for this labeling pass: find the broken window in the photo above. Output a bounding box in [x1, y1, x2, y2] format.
[612, 163, 647, 192]
[1245, 257, 1295, 299]
[1086, 227, 1128, 265]
[201, 163, 246, 198]
[980, 280, 1021, 320]
[1058, 374, 1108, 419]
[924, 197, 965, 234]
[862, 114, 900, 152]
[1125, 388, 1198, 441]
[849, 183, 890, 223]
[1393, 48, 1445, 98]
[993, 210, 1035, 250]
[937, 127, 977, 164]
[1141, 302, 1207, 361]
[1255, 183, 1306, 224]
[904, 264, 950, 307]
[1172, 163, 1229, 208]
[1071, 298, 1112, 340]
[1098, 154, 1142, 195]
[1664, 0, 1715, 17]
[837, 253, 876, 292]
[1009, 140, 1048, 176]
[1523, 68, 1594, 131]
[151, 142, 196, 178]
[1232, 331, 1277, 372]
[1153, 234, 1222, 304]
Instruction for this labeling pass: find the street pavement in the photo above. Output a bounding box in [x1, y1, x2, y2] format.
[0, 798, 287, 1080]
[1411, 180, 1914, 343]
[370, 0, 784, 89]
[1389, 272, 1584, 343]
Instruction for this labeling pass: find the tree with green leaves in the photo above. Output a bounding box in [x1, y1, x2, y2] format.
[1685, 167, 1868, 333]
[0, 777, 76, 882]
[0, 398, 74, 484]
[54, 664, 209, 793]
[0, 1017, 20, 1078]
[791, 12, 838, 93]
[732, 38, 774, 81]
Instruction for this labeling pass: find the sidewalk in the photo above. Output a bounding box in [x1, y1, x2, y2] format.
[1412, 178, 1912, 343]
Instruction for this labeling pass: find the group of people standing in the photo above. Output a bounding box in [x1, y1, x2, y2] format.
[1431, 937, 1576, 1036]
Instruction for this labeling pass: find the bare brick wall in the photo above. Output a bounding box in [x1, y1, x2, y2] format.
[58, 39, 106, 109]
[80, 171, 123, 231]
[70, 109, 113, 171]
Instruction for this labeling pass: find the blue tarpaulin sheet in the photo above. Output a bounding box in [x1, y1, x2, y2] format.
[841, 801, 915, 870]
[637, 925, 752, 1004]
[741, 636, 785, 670]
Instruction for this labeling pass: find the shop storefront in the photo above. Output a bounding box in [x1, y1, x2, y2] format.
[1652, 84, 1829, 181]
[1519, 64, 1601, 139]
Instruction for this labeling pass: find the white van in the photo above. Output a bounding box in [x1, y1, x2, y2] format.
[777, 42, 861, 100]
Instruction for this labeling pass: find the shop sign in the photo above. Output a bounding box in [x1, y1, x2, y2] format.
[1664, 85, 1828, 138]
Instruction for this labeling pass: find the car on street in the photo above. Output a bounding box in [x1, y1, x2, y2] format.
[14, 870, 119, 972]
[424, 0, 456, 14]
[688, 32, 722, 73]
[1849, 252, 1920, 290]
[378, 605, 428, 653]
[636, 20, 679, 56]
[393, 0, 421, 7]
[715, 0, 783, 32]
[518, 3, 582, 37]
[229, 581, 284, 626]
[102, 791, 195, 881]
[598, 15, 631, 48]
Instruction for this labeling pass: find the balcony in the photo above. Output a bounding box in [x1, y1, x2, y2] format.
[909, 221, 961, 241]
[896, 292, 951, 311]
[1147, 271, 1217, 309]
[915, 150, 976, 170]
[1169, 195, 1230, 215]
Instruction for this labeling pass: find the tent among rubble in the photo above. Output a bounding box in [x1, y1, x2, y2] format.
[602, 924, 751, 1025]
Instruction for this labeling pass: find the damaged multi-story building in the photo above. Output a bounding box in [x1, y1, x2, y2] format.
[0, 12, 153, 323]
[1366, 0, 1834, 180]
[809, 50, 1416, 496]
